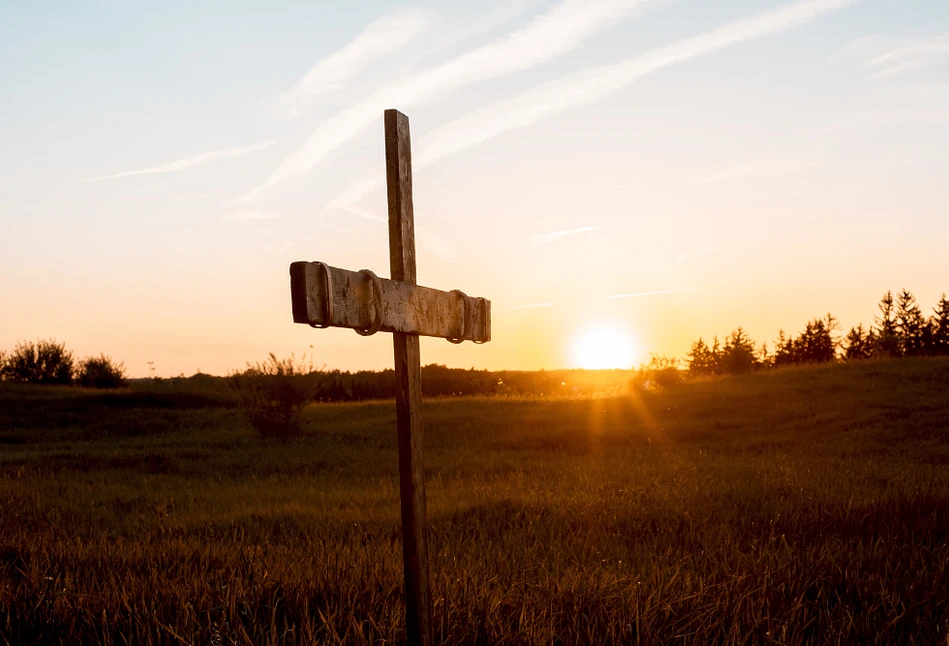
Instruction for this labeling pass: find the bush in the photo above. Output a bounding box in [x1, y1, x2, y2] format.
[230, 353, 319, 438]
[631, 354, 682, 391]
[2, 339, 74, 385]
[77, 354, 126, 389]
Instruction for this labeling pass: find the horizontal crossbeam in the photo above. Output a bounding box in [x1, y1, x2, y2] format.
[290, 261, 491, 343]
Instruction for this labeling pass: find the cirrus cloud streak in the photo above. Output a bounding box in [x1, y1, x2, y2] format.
[233, 0, 661, 203]
[327, 0, 858, 211]
[277, 9, 433, 117]
[83, 141, 276, 183]
[418, 0, 858, 166]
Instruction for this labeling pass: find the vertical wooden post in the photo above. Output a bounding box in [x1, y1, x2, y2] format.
[385, 109, 433, 646]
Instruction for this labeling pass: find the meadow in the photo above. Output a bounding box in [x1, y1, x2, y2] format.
[1, 359, 948, 645]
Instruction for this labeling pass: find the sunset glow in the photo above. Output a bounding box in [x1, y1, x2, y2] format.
[571, 324, 638, 370]
[3, 3, 949, 641]
[2, 2, 948, 377]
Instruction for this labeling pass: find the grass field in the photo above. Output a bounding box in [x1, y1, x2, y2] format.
[2, 359, 949, 644]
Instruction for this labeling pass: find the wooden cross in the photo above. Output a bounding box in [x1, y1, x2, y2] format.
[289, 109, 491, 646]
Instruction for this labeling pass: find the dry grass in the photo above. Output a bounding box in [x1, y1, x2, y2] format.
[1, 359, 949, 644]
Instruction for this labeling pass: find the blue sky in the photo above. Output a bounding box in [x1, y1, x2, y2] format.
[2, 0, 948, 376]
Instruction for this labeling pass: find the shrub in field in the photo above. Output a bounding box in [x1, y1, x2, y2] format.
[631, 354, 682, 391]
[1, 339, 74, 385]
[230, 353, 319, 438]
[77, 354, 126, 389]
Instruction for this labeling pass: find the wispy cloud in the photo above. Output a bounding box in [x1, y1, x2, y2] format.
[416, 0, 858, 165]
[325, 174, 387, 212]
[393, 0, 543, 79]
[685, 160, 824, 185]
[612, 178, 648, 191]
[324, 0, 856, 211]
[855, 33, 949, 79]
[220, 209, 285, 221]
[606, 288, 700, 299]
[83, 141, 275, 183]
[278, 9, 433, 117]
[532, 226, 599, 246]
[337, 205, 457, 260]
[685, 165, 758, 185]
[337, 203, 386, 223]
[233, 0, 660, 203]
[808, 109, 949, 135]
[830, 34, 875, 62]
[499, 302, 558, 311]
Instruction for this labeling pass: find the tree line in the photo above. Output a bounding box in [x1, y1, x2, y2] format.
[683, 289, 949, 377]
[0, 340, 633, 401]
[5, 288, 947, 396]
[268, 364, 630, 401]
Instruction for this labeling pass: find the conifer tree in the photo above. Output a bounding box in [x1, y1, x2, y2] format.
[843, 324, 873, 360]
[686, 338, 718, 376]
[795, 317, 836, 363]
[719, 328, 757, 374]
[932, 294, 949, 356]
[757, 342, 770, 368]
[824, 313, 841, 355]
[874, 291, 901, 358]
[896, 289, 928, 357]
[773, 330, 796, 367]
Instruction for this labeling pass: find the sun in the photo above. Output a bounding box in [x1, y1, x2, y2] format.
[570, 323, 638, 369]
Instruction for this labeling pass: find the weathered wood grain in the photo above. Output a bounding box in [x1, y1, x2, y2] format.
[387, 109, 417, 286]
[386, 108, 432, 646]
[289, 261, 490, 343]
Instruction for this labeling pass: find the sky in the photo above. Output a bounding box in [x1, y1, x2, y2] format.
[2, 0, 948, 377]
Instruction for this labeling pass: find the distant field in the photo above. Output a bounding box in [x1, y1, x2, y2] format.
[1, 360, 948, 645]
